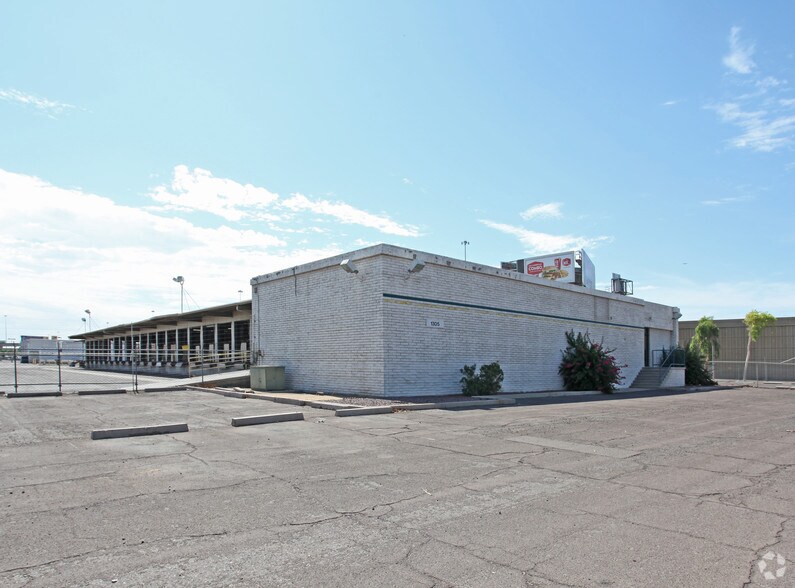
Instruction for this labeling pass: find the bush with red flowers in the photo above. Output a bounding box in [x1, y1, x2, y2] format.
[558, 330, 625, 393]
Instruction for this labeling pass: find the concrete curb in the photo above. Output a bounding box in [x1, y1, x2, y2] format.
[91, 422, 189, 440]
[502, 390, 600, 399]
[185, 386, 246, 398]
[77, 389, 127, 396]
[7, 391, 63, 398]
[187, 386, 368, 411]
[389, 402, 438, 411]
[231, 412, 304, 427]
[396, 398, 516, 410]
[244, 392, 305, 405]
[142, 386, 189, 393]
[306, 400, 362, 410]
[186, 386, 521, 414]
[187, 386, 304, 404]
[335, 406, 393, 417]
[241, 392, 361, 410]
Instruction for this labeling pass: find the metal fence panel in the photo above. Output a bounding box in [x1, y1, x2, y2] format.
[710, 361, 795, 383]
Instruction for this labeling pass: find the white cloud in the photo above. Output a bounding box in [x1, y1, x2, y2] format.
[0, 169, 341, 338]
[701, 195, 753, 206]
[520, 202, 563, 220]
[662, 100, 681, 107]
[149, 165, 279, 221]
[149, 166, 420, 236]
[402, 177, 413, 185]
[281, 193, 420, 237]
[757, 76, 784, 90]
[723, 26, 756, 74]
[713, 102, 795, 152]
[479, 220, 610, 254]
[711, 27, 795, 154]
[0, 88, 76, 118]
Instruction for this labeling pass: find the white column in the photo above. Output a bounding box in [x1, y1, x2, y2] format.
[231, 321, 236, 361]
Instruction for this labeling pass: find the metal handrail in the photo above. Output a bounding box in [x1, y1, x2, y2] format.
[651, 347, 685, 385]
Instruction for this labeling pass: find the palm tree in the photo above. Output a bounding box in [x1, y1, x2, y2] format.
[692, 316, 720, 376]
[743, 310, 776, 381]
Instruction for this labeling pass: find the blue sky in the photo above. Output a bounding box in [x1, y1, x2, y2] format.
[1, 1, 794, 339]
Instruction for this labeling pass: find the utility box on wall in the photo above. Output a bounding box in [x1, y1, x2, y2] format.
[251, 365, 286, 391]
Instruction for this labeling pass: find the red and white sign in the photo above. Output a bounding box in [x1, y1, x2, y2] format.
[526, 261, 545, 276]
[523, 252, 576, 283]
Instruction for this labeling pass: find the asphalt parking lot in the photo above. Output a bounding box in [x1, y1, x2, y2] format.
[1, 386, 793, 587]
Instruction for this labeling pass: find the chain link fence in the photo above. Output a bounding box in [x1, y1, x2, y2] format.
[0, 343, 250, 395]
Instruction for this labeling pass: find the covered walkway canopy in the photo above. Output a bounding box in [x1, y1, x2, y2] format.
[70, 301, 251, 377]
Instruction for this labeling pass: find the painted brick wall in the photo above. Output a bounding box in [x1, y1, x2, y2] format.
[251, 244, 678, 397]
[378, 250, 675, 396]
[252, 253, 386, 395]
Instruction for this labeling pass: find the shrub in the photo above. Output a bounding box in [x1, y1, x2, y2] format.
[684, 341, 717, 386]
[660, 343, 716, 386]
[559, 330, 624, 394]
[460, 362, 504, 396]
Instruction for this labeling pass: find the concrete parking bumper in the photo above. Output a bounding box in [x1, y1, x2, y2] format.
[90, 422, 189, 440]
[231, 412, 304, 427]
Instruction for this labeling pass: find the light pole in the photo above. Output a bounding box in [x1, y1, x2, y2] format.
[461, 240, 470, 261]
[82, 317, 87, 333]
[173, 276, 185, 313]
[84, 309, 92, 331]
[238, 289, 243, 302]
[3, 315, 6, 342]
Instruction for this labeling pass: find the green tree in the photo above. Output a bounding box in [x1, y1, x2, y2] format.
[692, 316, 720, 375]
[742, 310, 776, 381]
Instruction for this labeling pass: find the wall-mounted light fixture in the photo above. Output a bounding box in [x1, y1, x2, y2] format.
[408, 259, 426, 274]
[339, 259, 358, 274]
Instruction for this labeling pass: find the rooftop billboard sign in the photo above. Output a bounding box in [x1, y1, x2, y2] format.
[501, 249, 595, 289]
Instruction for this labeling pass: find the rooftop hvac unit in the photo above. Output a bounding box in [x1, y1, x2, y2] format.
[611, 273, 633, 296]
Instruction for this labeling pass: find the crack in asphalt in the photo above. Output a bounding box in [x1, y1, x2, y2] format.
[0, 529, 233, 576]
[331, 417, 795, 585]
[5, 470, 118, 491]
[741, 517, 791, 587]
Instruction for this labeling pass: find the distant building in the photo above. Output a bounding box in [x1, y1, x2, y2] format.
[679, 316, 795, 380]
[19, 335, 85, 363]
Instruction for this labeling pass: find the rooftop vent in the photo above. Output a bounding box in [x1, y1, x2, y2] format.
[611, 273, 633, 296]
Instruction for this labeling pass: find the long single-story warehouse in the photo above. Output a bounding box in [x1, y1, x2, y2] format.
[251, 244, 682, 397]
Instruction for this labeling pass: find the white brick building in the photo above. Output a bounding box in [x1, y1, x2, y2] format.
[251, 244, 681, 397]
